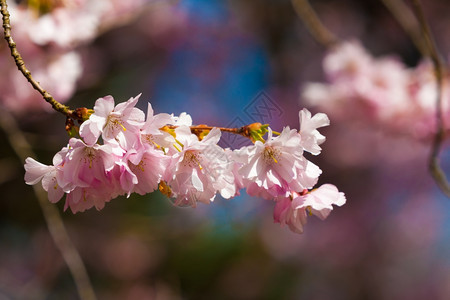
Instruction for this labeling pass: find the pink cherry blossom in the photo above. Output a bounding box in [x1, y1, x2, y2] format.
[126, 147, 169, 196]
[221, 149, 245, 199]
[323, 40, 372, 82]
[164, 127, 235, 206]
[64, 186, 114, 214]
[1, 49, 82, 114]
[24, 156, 64, 204]
[58, 138, 121, 193]
[302, 40, 450, 140]
[0, 0, 152, 115]
[106, 159, 138, 198]
[273, 196, 308, 234]
[298, 108, 330, 155]
[139, 103, 176, 151]
[293, 184, 346, 220]
[22, 93, 345, 233]
[273, 184, 346, 233]
[236, 127, 321, 199]
[79, 94, 144, 147]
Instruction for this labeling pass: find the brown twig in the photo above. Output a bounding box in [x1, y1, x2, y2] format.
[0, 110, 97, 300]
[409, 0, 450, 197]
[0, 0, 78, 119]
[167, 124, 244, 135]
[290, 0, 339, 48]
[381, 0, 429, 56]
[165, 123, 265, 141]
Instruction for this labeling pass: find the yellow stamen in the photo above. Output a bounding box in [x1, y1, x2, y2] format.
[160, 126, 176, 137]
[159, 181, 172, 197]
[138, 160, 145, 172]
[173, 143, 182, 152]
[151, 140, 161, 149]
[269, 151, 278, 163]
[183, 151, 203, 169]
[263, 146, 281, 165]
[175, 138, 184, 148]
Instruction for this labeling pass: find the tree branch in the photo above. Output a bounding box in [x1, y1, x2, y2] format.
[380, 0, 429, 56]
[291, 0, 339, 48]
[0, 110, 97, 300]
[409, 0, 450, 197]
[0, 0, 78, 119]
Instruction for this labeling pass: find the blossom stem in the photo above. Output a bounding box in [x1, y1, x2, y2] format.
[166, 125, 252, 139]
[0, 0, 80, 120]
[410, 0, 450, 197]
[380, 0, 429, 56]
[0, 110, 97, 300]
[290, 0, 339, 48]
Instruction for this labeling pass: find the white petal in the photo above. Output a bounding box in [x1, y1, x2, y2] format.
[24, 158, 52, 185]
[191, 168, 204, 192]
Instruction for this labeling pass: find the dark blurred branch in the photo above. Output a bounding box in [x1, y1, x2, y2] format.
[408, 0, 450, 197]
[0, 0, 80, 120]
[381, 0, 429, 56]
[0, 111, 97, 299]
[291, 0, 339, 48]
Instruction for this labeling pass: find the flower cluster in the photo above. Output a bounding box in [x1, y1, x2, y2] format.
[302, 40, 450, 139]
[24, 94, 345, 234]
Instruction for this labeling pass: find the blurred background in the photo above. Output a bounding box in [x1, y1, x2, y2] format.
[1, 0, 450, 299]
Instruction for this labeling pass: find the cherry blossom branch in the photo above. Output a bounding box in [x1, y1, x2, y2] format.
[166, 122, 268, 142]
[409, 0, 450, 197]
[290, 0, 339, 48]
[0, 111, 97, 299]
[380, 0, 429, 56]
[0, 0, 83, 120]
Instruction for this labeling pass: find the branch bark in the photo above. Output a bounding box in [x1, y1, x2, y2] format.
[0, 0, 77, 119]
[409, 0, 450, 197]
[0, 110, 97, 300]
[291, 0, 339, 48]
[380, 0, 429, 56]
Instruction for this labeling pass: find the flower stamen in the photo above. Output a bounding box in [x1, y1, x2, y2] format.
[263, 146, 281, 165]
[183, 151, 203, 169]
[159, 181, 172, 197]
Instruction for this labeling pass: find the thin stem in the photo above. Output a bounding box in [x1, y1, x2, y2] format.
[0, 110, 97, 300]
[166, 125, 249, 138]
[291, 0, 339, 48]
[0, 0, 76, 119]
[410, 0, 450, 197]
[380, 0, 429, 56]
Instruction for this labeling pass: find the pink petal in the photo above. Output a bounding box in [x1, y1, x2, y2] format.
[24, 157, 52, 185]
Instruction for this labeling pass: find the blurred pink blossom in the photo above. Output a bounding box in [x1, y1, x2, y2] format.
[273, 184, 346, 233]
[302, 40, 450, 139]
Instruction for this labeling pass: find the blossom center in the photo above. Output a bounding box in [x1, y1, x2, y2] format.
[142, 134, 153, 144]
[183, 151, 202, 169]
[83, 147, 97, 168]
[130, 159, 146, 173]
[263, 146, 281, 165]
[142, 133, 161, 149]
[105, 115, 126, 133]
